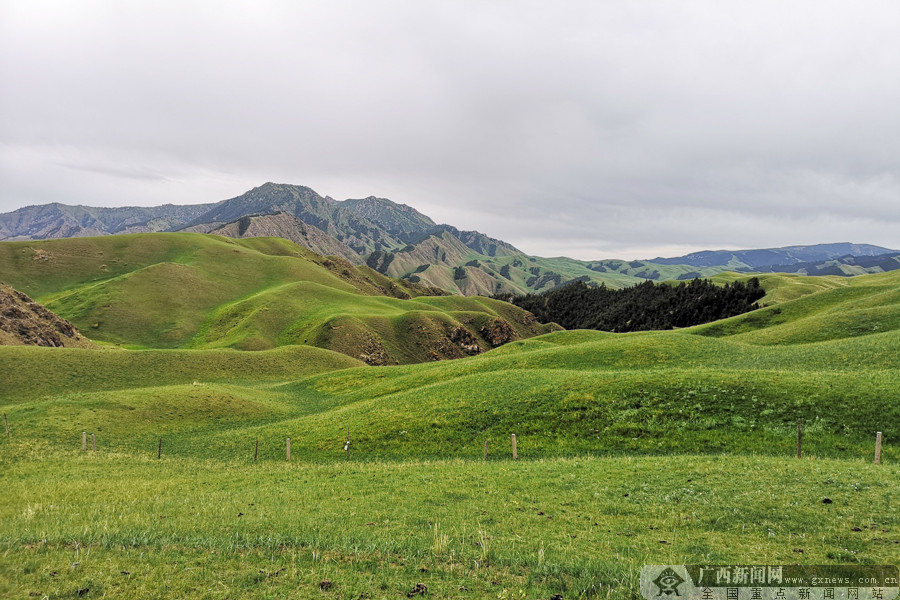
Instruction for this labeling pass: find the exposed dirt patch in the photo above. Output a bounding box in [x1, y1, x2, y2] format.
[0, 282, 96, 348]
[480, 317, 519, 347]
[449, 326, 483, 355]
[358, 334, 390, 366]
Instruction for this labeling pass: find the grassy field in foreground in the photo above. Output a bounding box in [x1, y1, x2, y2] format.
[1, 449, 897, 599]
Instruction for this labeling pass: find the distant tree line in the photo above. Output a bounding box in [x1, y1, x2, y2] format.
[497, 278, 765, 332]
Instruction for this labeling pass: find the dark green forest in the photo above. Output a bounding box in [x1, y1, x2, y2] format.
[499, 277, 765, 332]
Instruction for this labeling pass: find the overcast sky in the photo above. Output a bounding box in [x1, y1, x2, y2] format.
[2, 1, 899, 260]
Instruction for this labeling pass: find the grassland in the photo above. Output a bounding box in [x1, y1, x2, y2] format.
[1, 253, 898, 598]
[0, 233, 555, 362]
[2, 450, 896, 599]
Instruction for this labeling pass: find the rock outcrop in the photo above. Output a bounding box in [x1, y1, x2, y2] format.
[0, 282, 96, 348]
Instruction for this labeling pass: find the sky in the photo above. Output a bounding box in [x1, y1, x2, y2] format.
[1, 1, 899, 260]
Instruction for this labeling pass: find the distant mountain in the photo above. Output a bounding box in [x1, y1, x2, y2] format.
[0, 202, 218, 240]
[181, 212, 361, 263]
[3, 184, 897, 296]
[651, 243, 898, 270]
[341, 196, 436, 236]
[180, 183, 414, 255]
[757, 252, 900, 276]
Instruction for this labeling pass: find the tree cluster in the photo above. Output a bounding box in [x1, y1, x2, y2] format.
[500, 277, 765, 332]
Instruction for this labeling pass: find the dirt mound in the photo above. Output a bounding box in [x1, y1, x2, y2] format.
[480, 317, 519, 347]
[0, 282, 96, 348]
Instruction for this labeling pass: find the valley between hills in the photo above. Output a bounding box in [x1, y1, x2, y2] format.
[1, 187, 898, 598]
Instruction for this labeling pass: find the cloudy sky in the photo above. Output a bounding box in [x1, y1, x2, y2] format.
[2, 1, 899, 260]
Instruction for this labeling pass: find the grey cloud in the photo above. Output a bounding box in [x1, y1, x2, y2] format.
[1, 1, 899, 259]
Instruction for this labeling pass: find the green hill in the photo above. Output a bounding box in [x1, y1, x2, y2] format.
[2, 270, 897, 463]
[0, 233, 556, 363]
[695, 270, 900, 344]
[2, 269, 897, 597]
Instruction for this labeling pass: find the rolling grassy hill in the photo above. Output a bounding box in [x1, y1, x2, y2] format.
[2, 269, 898, 598]
[2, 270, 897, 462]
[0, 233, 556, 363]
[698, 269, 900, 344]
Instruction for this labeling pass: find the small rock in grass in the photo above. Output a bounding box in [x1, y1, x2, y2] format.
[319, 580, 333, 591]
[407, 582, 428, 596]
[793, 548, 804, 553]
[851, 527, 862, 532]
[822, 498, 833, 504]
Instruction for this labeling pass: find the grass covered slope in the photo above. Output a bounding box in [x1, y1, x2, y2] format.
[695, 270, 900, 344]
[0, 233, 556, 362]
[215, 327, 897, 462]
[0, 344, 362, 405]
[2, 269, 898, 598]
[4, 320, 896, 463]
[1, 269, 897, 462]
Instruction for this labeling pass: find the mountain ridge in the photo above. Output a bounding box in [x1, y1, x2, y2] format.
[3, 183, 897, 296]
[650, 242, 897, 268]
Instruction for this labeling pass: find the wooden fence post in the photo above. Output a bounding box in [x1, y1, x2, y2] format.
[484, 438, 488, 461]
[286, 438, 291, 461]
[511, 434, 517, 460]
[3, 413, 8, 437]
[158, 438, 162, 459]
[875, 431, 883, 465]
[254, 439, 259, 462]
[82, 431, 87, 451]
[796, 419, 802, 459]
[91, 433, 96, 452]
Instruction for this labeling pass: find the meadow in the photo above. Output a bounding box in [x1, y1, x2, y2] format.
[2, 449, 897, 599]
[1, 238, 899, 598]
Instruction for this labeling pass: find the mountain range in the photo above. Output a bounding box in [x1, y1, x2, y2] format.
[2, 182, 897, 295]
